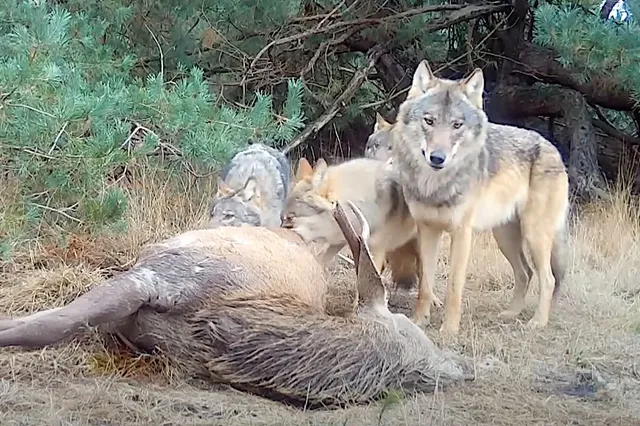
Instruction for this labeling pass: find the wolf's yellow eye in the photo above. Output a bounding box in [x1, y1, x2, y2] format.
[424, 117, 434, 126]
[452, 122, 463, 129]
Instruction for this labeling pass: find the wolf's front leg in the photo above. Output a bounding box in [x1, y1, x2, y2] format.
[440, 225, 473, 335]
[412, 224, 444, 327]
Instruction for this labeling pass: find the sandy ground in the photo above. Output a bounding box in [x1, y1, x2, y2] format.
[1, 174, 640, 425]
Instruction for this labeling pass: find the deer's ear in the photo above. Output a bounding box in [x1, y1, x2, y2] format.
[332, 201, 387, 311]
[239, 177, 261, 206]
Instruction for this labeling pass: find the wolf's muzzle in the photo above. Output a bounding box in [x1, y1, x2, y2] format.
[421, 149, 446, 170]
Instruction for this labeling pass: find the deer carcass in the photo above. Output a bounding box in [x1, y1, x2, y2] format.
[0, 202, 472, 406]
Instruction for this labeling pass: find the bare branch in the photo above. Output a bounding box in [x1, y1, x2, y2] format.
[284, 44, 387, 154]
[251, 3, 509, 70]
[144, 24, 164, 79]
[592, 117, 640, 148]
[29, 202, 83, 224]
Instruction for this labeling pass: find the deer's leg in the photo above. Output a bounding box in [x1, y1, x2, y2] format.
[0, 308, 64, 331]
[0, 276, 151, 349]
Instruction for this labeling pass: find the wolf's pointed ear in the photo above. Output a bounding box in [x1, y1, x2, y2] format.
[216, 177, 233, 197]
[374, 112, 392, 132]
[408, 60, 435, 99]
[240, 177, 261, 205]
[461, 68, 484, 110]
[332, 201, 387, 311]
[295, 157, 313, 182]
[311, 158, 329, 189]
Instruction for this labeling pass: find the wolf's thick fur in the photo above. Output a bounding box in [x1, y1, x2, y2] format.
[281, 157, 418, 276]
[364, 112, 395, 161]
[391, 60, 570, 334]
[364, 114, 421, 289]
[0, 203, 473, 406]
[209, 143, 291, 228]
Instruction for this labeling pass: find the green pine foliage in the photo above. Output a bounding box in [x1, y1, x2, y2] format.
[534, 0, 638, 138]
[0, 0, 305, 255]
[534, 1, 640, 100]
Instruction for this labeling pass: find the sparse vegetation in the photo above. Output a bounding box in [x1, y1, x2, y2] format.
[1, 171, 639, 424]
[1, 0, 640, 424]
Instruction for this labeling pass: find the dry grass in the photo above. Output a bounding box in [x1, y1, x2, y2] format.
[1, 171, 640, 425]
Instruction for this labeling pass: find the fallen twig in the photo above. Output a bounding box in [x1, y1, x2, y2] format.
[29, 202, 83, 224]
[338, 253, 355, 267]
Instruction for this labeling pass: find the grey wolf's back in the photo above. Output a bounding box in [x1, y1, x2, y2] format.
[222, 143, 291, 205]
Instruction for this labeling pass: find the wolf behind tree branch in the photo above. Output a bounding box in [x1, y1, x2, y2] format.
[390, 60, 570, 335]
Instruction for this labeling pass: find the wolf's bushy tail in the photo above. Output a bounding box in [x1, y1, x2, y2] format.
[551, 221, 570, 299]
[386, 238, 421, 290]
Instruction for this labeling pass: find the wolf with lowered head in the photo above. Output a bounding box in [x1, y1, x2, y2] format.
[391, 60, 570, 335]
[281, 157, 426, 292]
[209, 142, 291, 228]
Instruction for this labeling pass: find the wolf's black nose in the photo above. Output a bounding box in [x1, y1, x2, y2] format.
[429, 151, 446, 166]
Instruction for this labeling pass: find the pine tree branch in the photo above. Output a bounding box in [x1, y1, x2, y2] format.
[516, 42, 638, 113]
[250, 2, 509, 70]
[283, 44, 387, 155]
[280, 2, 512, 150]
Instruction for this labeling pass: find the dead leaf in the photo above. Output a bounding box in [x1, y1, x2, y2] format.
[201, 28, 219, 50]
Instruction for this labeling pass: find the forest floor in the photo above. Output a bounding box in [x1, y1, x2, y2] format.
[1, 173, 640, 425]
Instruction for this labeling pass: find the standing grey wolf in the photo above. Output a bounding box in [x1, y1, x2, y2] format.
[281, 156, 420, 287]
[0, 202, 473, 406]
[390, 60, 570, 335]
[209, 142, 291, 228]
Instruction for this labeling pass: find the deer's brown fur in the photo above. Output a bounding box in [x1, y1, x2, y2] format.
[0, 203, 473, 407]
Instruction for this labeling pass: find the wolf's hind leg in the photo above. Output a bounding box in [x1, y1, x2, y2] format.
[493, 221, 533, 319]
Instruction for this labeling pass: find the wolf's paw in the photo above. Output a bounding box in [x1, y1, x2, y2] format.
[412, 312, 431, 328]
[526, 316, 548, 330]
[431, 295, 444, 308]
[439, 321, 460, 337]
